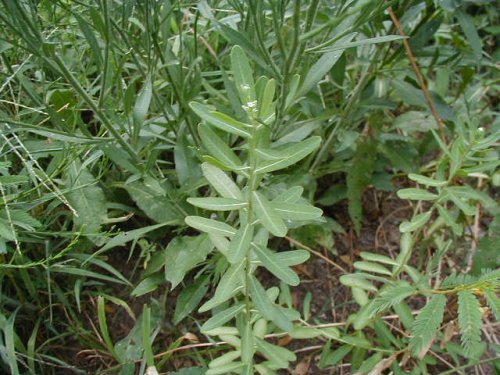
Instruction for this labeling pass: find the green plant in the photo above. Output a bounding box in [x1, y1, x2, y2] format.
[183, 45, 324, 373]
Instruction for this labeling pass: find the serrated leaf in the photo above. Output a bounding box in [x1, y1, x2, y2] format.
[399, 211, 432, 233]
[252, 191, 287, 237]
[65, 160, 107, 237]
[187, 197, 247, 211]
[255, 137, 321, 174]
[408, 173, 447, 187]
[201, 163, 243, 200]
[353, 261, 392, 276]
[270, 202, 323, 221]
[253, 244, 300, 286]
[124, 180, 180, 223]
[201, 303, 245, 332]
[368, 284, 416, 316]
[249, 275, 292, 331]
[165, 235, 213, 289]
[227, 223, 254, 264]
[484, 290, 500, 320]
[397, 188, 438, 201]
[199, 261, 245, 312]
[198, 124, 242, 169]
[410, 294, 446, 356]
[458, 290, 482, 356]
[185, 216, 236, 237]
[190, 102, 251, 138]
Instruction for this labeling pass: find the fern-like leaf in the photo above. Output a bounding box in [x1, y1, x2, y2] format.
[409, 294, 446, 356]
[457, 290, 482, 356]
[368, 283, 416, 317]
[484, 289, 499, 321]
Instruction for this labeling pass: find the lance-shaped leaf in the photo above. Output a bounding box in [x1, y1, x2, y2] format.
[199, 124, 242, 169]
[185, 216, 236, 237]
[258, 78, 276, 120]
[255, 137, 321, 174]
[202, 163, 243, 200]
[227, 223, 254, 264]
[201, 303, 245, 332]
[273, 186, 304, 203]
[199, 261, 245, 312]
[339, 274, 377, 292]
[408, 173, 447, 187]
[251, 191, 287, 237]
[190, 102, 251, 138]
[353, 261, 392, 276]
[275, 250, 310, 266]
[255, 337, 296, 368]
[399, 211, 432, 233]
[270, 202, 323, 221]
[253, 244, 300, 286]
[249, 275, 292, 331]
[231, 45, 257, 109]
[187, 197, 247, 211]
[241, 321, 254, 364]
[397, 188, 438, 201]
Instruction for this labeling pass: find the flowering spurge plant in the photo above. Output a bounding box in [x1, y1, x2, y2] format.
[184, 46, 323, 373]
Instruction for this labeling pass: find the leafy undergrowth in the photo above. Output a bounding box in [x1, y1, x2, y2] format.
[0, 1, 499, 374]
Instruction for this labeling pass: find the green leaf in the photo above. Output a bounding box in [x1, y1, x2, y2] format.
[209, 350, 241, 368]
[241, 321, 254, 364]
[227, 223, 254, 264]
[359, 252, 398, 266]
[368, 284, 416, 316]
[484, 290, 499, 321]
[230, 45, 256, 110]
[274, 250, 310, 266]
[315, 35, 406, 53]
[300, 33, 356, 95]
[201, 163, 243, 200]
[397, 188, 438, 201]
[201, 303, 245, 332]
[174, 276, 209, 324]
[253, 244, 300, 286]
[273, 186, 304, 203]
[258, 78, 276, 121]
[165, 235, 213, 289]
[199, 261, 245, 312]
[458, 290, 482, 356]
[270, 202, 323, 221]
[198, 124, 242, 169]
[187, 197, 247, 211]
[249, 276, 292, 331]
[255, 137, 321, 174]
[252, 191, 287, 237]
[319, 344, 352, 369]
[339, 274, 377, 292]
[455, 9, 482, 61]
[347, 137, 377, 234]
[399, 211, 432, 233]
[133, 76, 152, 131]
[408, 173, 447, 187]
[353, 261, 392, 276]
[124, 180, 181, 223]
[65, 160, 107, 237]
[185, 216, 236, 237]
[190, 102, 251, 138]
[445, 189, 476, 215]
[131, 274, 164, 297]
[255, 337, 296, 367]
[410, 294, 446, 356]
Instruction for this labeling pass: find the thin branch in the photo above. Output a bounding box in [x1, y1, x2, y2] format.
[387, 6, 447, 143]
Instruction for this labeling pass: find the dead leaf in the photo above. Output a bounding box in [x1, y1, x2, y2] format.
[368, 354, 397, 375]
[294, 356, 312, 375]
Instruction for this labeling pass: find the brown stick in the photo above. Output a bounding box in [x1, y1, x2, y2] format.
[387, 6, 447, 143]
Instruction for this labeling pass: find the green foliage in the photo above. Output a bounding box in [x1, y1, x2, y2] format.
[0, 0, 498, 373]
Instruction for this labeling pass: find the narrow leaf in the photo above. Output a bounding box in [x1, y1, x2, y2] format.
[199, 124, 242, 169]
[202, 163, 243, 200]
[253, 244, 300, 286]
[187, 197, 247, 211]
[185, 216, 236, 237]
[252, 191, 287, 237]
[397, 188, 438, 201]
[399, 211, 432, 233]
[201, 304, 245, 332]
[227, 223, 254, 264]
[190, 102, 251, 138]
[271, 202, 323, 221]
